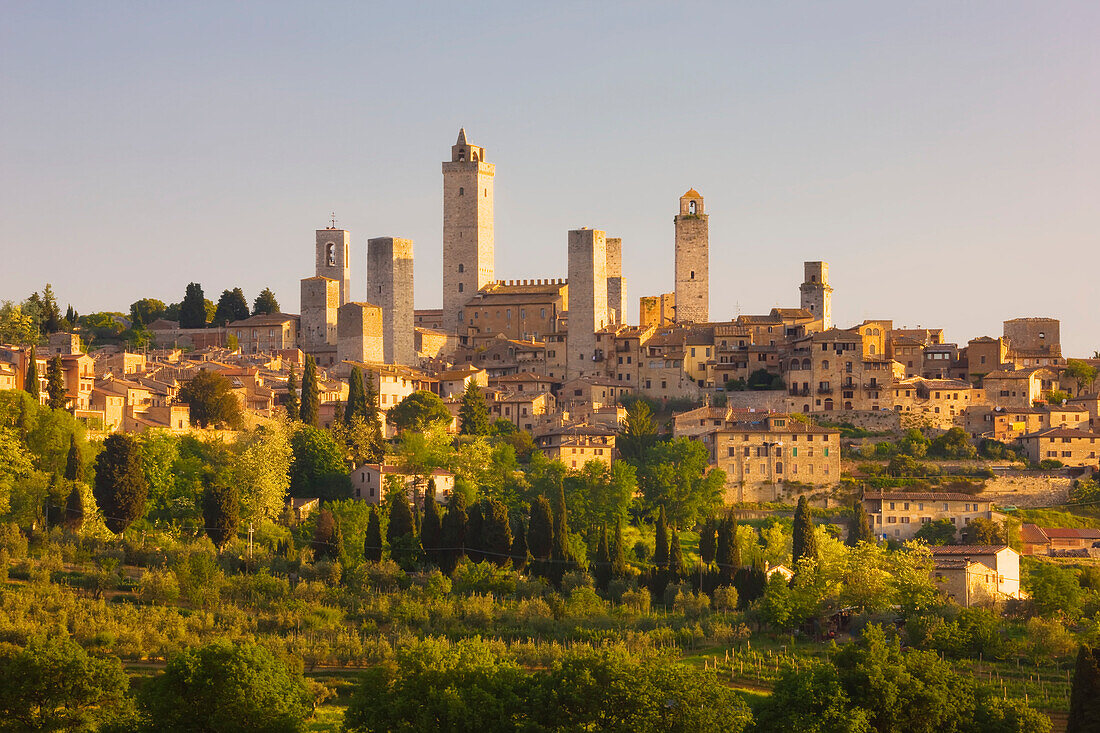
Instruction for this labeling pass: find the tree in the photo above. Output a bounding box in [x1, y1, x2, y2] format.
[458, 380, 491, 436]
[288, 425, 349, 499]
[1068, 645, 1100, 733]
[64, 433, 82, 481]
[637, 438, 725, 528]
[847, 499, 874, 546]
[653, 505, 670, 569]
[285, 365, 300, 420]
[0, 301, 40, 345]
[93, 434, 149, 533]
[928, 427, 977, 459]
[550, 481, 573, 583]
[961, 517, 1006, 545]
[179, 369, 245, 429]
[252, 287, 281, 316]
[46, 356, 67, 409]
[364, 507, 383, 562]
[792, 495, 818, 565]
[232, 423, 292, 523]
[202, 473, 240, 549]
[716, 512, 741, 584]
[388, 390, 452, 433]
[23, 352, 38, 399]
[345, 367, 367, 422]
[1028, 563, 1084, 618]
[511, 516, 528, 572]
[699, 516, 717, 565]
[0, 636, 131, 732]
[592, 527, 611, 589]
[361, 370, 384, 444]
[668, 530, 685, 582]
[387, 490, 415, 547]
[479, 498, 512, 566]
[440, 489, 468, 575]
[37, 284, 63, 334]
[129, 298, 166, 326]
[755, 660, 868, 733]
[422, 489, 442, 566]
[914, 518, 957, 545]
[139, 641, 313, 733]
[610, 519, 628, 579]
[747, 367, 784, 390]
[213, 287, 250, 327]
[312, 508, 343, 561]
[617, 400, 658, 464]
[299, 356, 320, 427]
[179, 282, 208, 329]
[528, 496, 554, 561]
[63, 484, 84, 532]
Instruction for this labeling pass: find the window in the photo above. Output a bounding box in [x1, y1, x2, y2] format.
[459, 187, 464, 195]
[458, 283, 464, 293]
[458, 263, 464, 273]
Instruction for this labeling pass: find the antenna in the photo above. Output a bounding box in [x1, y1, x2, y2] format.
[329, 212, 338, 230]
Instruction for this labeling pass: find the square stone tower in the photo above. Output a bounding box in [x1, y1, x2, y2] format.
[316, 228, 352, 306]
[674, 189, 708, 323]
[800, 261, 833, 329]
[567, 228, 608, 380]
[367, 237, 415, 366]
[605, 237, 628, 325]
[337, 302, 384, 365]
[300, 276, 339, 353]
[442, 128, 495, 335]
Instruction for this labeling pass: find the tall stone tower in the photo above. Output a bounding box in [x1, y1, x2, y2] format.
[566, 228, 608, 380]
[300, 277, 339, 354]
[800, 261, 833, 329]
[442, 128, 495, 335]
[316, 228, 352, 306]
[674, 189, 708, 323]
[605, 237, 627, 325]
[367, 237, 415, 366]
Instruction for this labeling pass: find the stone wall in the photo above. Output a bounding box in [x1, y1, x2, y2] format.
[442, 133, 494, 335]
[674, 192, 708, 323]
[314, 229, 351, 306]
[337, 302, 383, 364]
[367, 237, 415, 365]
[566, 228, 607, 380]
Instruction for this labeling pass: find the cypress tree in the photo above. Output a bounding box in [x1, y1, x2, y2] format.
[510, 516, 528, 572]
[46, 356, 67, 409]
[202, 475, 240, 549]
[93, 434, 148, 534]
[465, 501, 485, 563]
[64, 433, 82, 482]
[610, 518, 627, 579]
[346, 367, 367, 422]
[364, 507, 383, 562]
[699, 517, 716, 565]
[792, 495, 818, 566]
[668, 531, 685, 583]
[422, 490, 442, 567]
[717, 512, 740, 585]
[252, 287, 280, 315]
[299, 356, 320, 426]
[848, 499, 874, 546]
[179, 282, 208, 329]
[1068, 645, 1100, 733]
[24, 355, 38, 400]
[332, 401, 345, 426]
[63, 484, 83, 532]
[458, 380, 491, 436]
[440, 490, 468, 575]
[551, 483, 572, 583]
[362, 371, 383, 443]
[285, 365, 300, 420]
[528, 497, 554, 560]
[482, 499, 513, 566]
[312, 509, 341, 560]
[653, 506, 669, 569]
[593, 526, 612, 590]
[386, 492, 415, 546]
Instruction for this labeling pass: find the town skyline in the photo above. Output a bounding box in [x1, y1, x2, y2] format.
[2, 3, 1098, 356]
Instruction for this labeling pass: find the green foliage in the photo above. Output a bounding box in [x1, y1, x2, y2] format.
[178, 369, 244, 429]
[364, 507, 383, 562]
[792, 495, 818, 565]
[388, 390, 452, 433]
[528, 496, 553, 560]
[93, 433, 149, 533]
[202, 473, 240, 549]
[1044, 389, 1072, 406]
[563, 460, 636, 545]
[617, 400, 658, 464]
[386, 490, 415, 547]
[45, 356, 67, 409]
[928, 427, 977, 460]
[252, 287, 280, 316]
[285, 365, 300, 420]
[288, 425, 349, 499]
[747, 368, 784, 390]
[0, 301, 40, 345]
[756, 661, 869, 733]
[458, 380, 491, 436]
[129, 297, 166, 326]
[960, 516, 1006, 545]
[0, 636, 132, 732]
[212, 287, 250, 327]
[25, 351, 39, 396]
[1068, 645, 1100, 733]
[311, 508, 343, 562]
[179, 282, 208, 329]
[914, 518, 957, 545]
[636, 437, 725, 528]
[1027, 562, 1084, 618]
[847, 499, 874, 546]
[298, 356, 320, 427]
[139, 641, 313, 732]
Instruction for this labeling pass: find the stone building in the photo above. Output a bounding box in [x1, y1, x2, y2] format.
[458, 279, 567, 345]
[639, 293, 676, 327]
[1003, 317, 1062, 366]
[785, 327, 892, 413]
[534, 423, 617, 468]
[227, 314, 299, 355]
[799, 261, 833, 330]
[891, 377, 978, 428]
[605, 237, 627, 325]
[300, 276, 339, 364]
[1019, 427, 1100, 467]
[966, 336, 1010, 382]
[367, 237, 415, 365]
[982, 366, 1059, 408]
[336, 303, 384, 365]
[566, 228, 609, 380]
[442, 128, 494, 335]
[862, 491, 997, 541]
[674, 189, 708, 323]
[315, 227, 351, 306]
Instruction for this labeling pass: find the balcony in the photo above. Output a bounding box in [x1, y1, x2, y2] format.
[864, 382, 880, 390]
[817, 386, 833, 395]
[788, 386, 810, 397]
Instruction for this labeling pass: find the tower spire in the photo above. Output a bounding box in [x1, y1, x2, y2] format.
[456, 127, 467, 145]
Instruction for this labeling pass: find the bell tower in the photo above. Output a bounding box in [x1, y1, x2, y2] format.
[315, 223, 351, 306]
[674, 189, 708, 323]
[442, 128, 495, 335]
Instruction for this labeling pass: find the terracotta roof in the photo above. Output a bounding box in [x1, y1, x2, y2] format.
[1019, 523, 1049, 544]
[865, 491, 992, 503]
[1022, 428, 1100, 439]
[683, 188, 701, 198]
[1042, 527, 1100, 539]
[929, 545, 1011, 555]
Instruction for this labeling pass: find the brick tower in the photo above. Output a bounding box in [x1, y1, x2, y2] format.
[442, 128, 495, 335]
[800, 261, 833, 329]
[674, 189, 708, 323]
[316, 227, 352, 306]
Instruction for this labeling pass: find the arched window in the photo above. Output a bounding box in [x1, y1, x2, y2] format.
[458, 283, 464, 293]
[803, 404, 810, 413]
[844, 401, 853, 410]
[824, 398, 834, 411]
[689, 200, 697, 214]
[869, 344, 877, 355]
[802, 358, 811, 370]
[327, 243, 336, 266]
[822, 360, 829, 370]
[458, 263, 464, 273]
[790, 359, 800, 371]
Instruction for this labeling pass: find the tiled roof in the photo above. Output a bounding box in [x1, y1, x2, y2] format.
[864, 491, 991, 503]
[929, 545, 1011, 555]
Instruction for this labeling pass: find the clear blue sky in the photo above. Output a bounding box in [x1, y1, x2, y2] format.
[2, 2, 1098, 355]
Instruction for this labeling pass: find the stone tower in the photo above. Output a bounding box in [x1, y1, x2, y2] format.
[316, 228, 352, 306]
[800, 261, 833, 329]
[300, 276, 339, 354]
[566, 228, 608, 380]
[605, 237, 627, 325]
[674, 189, 708, 323]
[442, 128, 495, 335]
[367, 237, 415, 366]
[337, 302, 384, 365]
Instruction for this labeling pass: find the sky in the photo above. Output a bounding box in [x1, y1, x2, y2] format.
[2, 2, 1098, 355]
